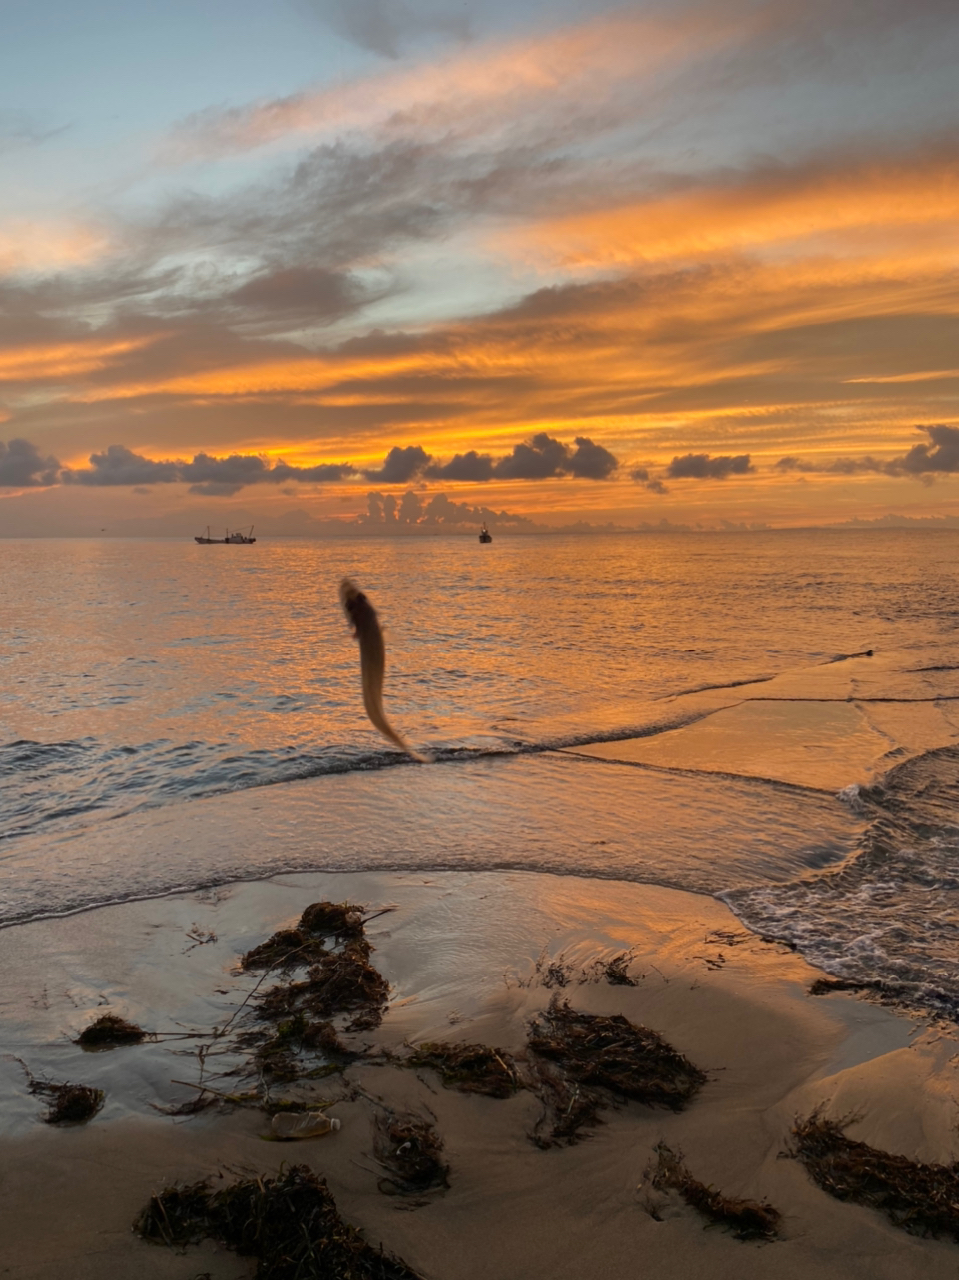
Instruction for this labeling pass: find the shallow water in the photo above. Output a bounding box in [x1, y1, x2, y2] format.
[2, 529, 959, 1015]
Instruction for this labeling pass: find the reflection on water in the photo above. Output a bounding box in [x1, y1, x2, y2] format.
[1, 525, 959, 1022]
[2, 529, 958, 845]
[0, 752, 865, 927]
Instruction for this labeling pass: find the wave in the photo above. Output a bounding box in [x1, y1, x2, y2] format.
[0, 710, 717, 844]
[0, 748, 865, 931]
[724, 744, 959, 1020]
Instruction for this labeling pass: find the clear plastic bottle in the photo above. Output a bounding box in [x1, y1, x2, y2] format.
[271, 1111, 341, 1140]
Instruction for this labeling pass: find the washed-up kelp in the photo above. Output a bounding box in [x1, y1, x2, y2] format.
[807, 976, 921, 1003]
[254, 945, 389, 1031]
[135, 1164, 423, 1279]
[30, 1079, 105, 1124]
[242, 1013, 350, 1084]
[405, 1042, 520, 1098]
[236, 904, 390, 1091]
[373, 1110, 450, 1196]
[791, 1110, 959, 1240]
[645, 1143, 781, 1241]
[527, 1002, 706, 1110]
[526, 1058, 606, 1148]
[241, 901, 366, 971]
[76, 1013, 146, 1048]
[595, 952, 640, 987]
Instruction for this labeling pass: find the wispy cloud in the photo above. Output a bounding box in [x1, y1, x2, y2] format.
[306, 0, 471, 60]
[163, 6, 731, 162]
[0, 109, 68, 156]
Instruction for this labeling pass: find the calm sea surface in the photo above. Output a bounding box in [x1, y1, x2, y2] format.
[2, 530, 959, 1015]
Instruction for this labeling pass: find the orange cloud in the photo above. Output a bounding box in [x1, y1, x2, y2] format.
[0, 336, 156, 383]
[47, 245, 956, 475]
[499, 155, 959, 272]
[165, 6, 744, 160]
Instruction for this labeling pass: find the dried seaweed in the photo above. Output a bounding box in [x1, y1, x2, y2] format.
[30, 1079, 105, 1124]
[300, 901, 366, 939]
[241, 901, 367, 971]
[242, 928, 324, 971]
[405, 1041, 520, 1098]
[526, 1059, 605, 1148]
[645, 1142, 780, 1240]
[791, 1109, 959, 1240]
[135, 1164, 424, 1279]
[527, 1002, 706, 1110]
[76, 1013, 146, 1048]
[373, 1110, 449, 1196]
[235, 905, 390, 1092]
[151, 1091, 218, 1118]
[808, 976, 906, 999]
[252, 948, 388, 1037]
[584, 951, 640, 986]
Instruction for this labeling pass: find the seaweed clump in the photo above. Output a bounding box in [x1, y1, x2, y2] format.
[76, 1014, 146, 1048]
[643, 1143, 780, 1241]
[237, 903, 390, 1090]
[373, 1110, 450, 1197]
[405, 1042, 519, 1098]
[598, 952, 640, 986]
[31, 1079, 105, 1125]
[808, 976, 908, 999]
[526, 1059, 606, 1148]
[528, 1002, 706, 1110]
[791, 1110, 959, 1240]
[135, 1164, 423, 1279]
[254, 942, 389, 1034]
[241, 901, 364, 971]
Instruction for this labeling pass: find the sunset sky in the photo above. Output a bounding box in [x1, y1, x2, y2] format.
[2, 0, 959, 534]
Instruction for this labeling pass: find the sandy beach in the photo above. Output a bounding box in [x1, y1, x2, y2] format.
[2, 868, 958, 1279]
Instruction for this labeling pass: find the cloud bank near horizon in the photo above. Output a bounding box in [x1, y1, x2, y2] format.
[5, 427, 959, 509]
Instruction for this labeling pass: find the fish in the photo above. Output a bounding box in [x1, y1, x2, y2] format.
[339, 577, 429, 762]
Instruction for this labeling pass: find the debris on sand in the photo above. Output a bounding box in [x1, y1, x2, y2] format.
[585, 951, 640, 987]
[405, 1041, 520, 1098]
[791, 1109, 959, 1240]
[241, 900, 367, 971]
[271, 1110, 340, 1140]
[234, 904, 390, 1095]
[135, 1163, 424, 1279]
[300, 901, 366, 939]
[373, 1110, 449, 1196]
[242, 927, 323, 971]
[526, 1059, 605, 1148]
[808, 976, 906, 999]
[527, 1001, 706, 1110]
[252, 946, 388, 1041]
[76, 1014, 147, 1048]
[30, 1079, 105, 1125]
[643, 1142, 781, 1240]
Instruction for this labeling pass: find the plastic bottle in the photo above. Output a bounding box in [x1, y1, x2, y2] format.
[271, 1111, 341, 1140]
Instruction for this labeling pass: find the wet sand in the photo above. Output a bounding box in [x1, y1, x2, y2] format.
[2, 870, 959, 1279]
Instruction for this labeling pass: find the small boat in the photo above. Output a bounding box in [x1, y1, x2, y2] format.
[195, 525, 257, 545]
[478, 523, 492, 544]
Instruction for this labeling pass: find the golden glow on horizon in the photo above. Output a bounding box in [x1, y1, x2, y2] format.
[46, 237, 957, 481]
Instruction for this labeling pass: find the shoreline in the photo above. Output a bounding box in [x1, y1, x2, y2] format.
[2, 868, 958, 1278]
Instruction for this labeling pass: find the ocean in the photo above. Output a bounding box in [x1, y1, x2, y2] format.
[2, 529, 958, 1016]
